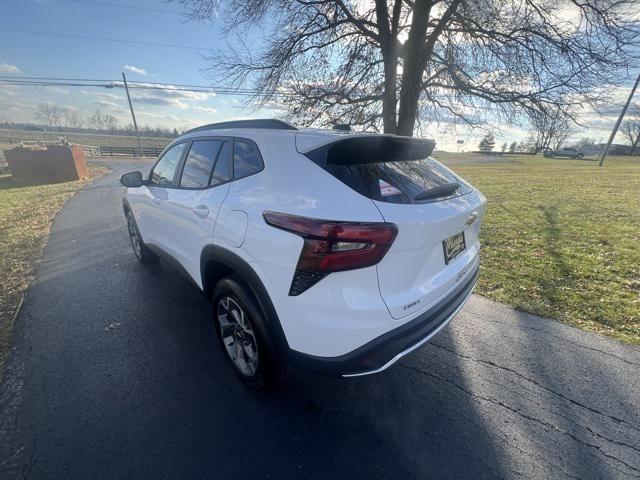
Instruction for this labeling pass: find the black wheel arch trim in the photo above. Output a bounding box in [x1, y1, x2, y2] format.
[200, 245, 290, 351]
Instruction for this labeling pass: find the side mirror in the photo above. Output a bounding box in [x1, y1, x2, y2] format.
[120, 171, 144, 188]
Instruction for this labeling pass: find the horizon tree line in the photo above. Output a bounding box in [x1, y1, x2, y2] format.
[27, 104, 179, 138]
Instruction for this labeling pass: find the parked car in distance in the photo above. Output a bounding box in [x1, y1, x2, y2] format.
[120, 119, 486, 389]
[544, 147, 584, 158]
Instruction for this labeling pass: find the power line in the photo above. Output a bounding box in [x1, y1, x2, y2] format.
[2, 75, 633, 114]
[0, 75, 257, 93]
[0, 27, 206, 51]
[65, 0, 186, 16]
[0, 75, 116, 83]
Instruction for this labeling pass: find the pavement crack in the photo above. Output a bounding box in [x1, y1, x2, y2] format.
[400, 362, 640, 478]
[399, 363, 585, 480]
[429, 342, 640, 435]
[477, 317, 640, 367]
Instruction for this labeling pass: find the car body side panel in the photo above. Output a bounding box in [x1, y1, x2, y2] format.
[160, 184, 229, 288]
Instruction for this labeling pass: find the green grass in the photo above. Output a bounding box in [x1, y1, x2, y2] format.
[438, 154, 640, 344]
[0, 166, 108, 371]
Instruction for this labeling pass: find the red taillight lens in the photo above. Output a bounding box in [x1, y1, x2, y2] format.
[263, 211, 398, 295]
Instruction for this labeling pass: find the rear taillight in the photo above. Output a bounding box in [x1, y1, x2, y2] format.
[263, 211, 398, 295]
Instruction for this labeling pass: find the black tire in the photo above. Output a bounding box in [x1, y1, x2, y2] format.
[212, 276, 290, 390]
[126, 211, 157, 263]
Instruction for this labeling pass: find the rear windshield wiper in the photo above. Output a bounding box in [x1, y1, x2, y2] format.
[414, 182, 460, 201]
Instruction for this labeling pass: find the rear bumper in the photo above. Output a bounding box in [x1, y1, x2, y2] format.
[287, 266, 479, 377]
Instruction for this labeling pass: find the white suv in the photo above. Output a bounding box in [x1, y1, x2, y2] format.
[120, 119, 486, 389]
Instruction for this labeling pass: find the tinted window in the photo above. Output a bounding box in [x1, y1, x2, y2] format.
[150, 143, 185, 186]
[325, 157, 472, 204]
[233, 140, 263, 180]
[211, 141, 232, 186]
[180, 140, 222, 188]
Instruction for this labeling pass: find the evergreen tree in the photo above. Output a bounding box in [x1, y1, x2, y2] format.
[478, 133, 496, 152]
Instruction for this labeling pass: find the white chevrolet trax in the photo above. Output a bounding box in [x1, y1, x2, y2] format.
[120, 119, 486, 389]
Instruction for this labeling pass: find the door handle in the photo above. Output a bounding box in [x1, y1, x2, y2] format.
[192, 205, 209, 218]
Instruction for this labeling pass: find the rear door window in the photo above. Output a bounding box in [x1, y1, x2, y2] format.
[325, 158, 472, 204]
[233, 140, 264, 180]
[179, 140, 222, 189]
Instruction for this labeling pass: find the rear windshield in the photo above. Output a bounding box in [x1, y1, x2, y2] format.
[324, 157, 473, 204]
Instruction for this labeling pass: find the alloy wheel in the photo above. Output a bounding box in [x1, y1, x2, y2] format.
[217, 296, 259, 376]
[127, 214, 142, 259]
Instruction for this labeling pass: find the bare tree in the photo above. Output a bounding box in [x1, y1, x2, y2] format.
[89, 109, 105, 130]
[103, 114, 119, 132]
[62, 109, 84, 130]
[34, 103, 63, 130]
[621, 119, 640, 155]
[174, 0, 639, 136]
[529, 109, 574, 152]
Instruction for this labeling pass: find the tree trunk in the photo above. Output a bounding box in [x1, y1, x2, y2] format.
[396, 0, 431, 136]
[381, 56, 398, 134]
[374, 0, 399, 134]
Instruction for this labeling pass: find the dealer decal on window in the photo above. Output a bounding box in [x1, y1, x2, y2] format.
[379, 179, 401, 197]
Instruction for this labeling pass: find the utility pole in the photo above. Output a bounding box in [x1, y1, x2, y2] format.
[631, 129, 640, 156]
[599, 71, 640, 167]
[122, 72, 144, 157]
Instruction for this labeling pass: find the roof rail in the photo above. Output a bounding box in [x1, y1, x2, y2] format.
[184, 119, 297, 134]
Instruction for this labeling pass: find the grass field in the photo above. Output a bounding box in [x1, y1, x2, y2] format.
[437, 154, 640, 344]
[0, 166, 108, 372]
[0, 128, 171, 163]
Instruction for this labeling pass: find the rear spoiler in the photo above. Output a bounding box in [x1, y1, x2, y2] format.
[303, 136, 436, 167]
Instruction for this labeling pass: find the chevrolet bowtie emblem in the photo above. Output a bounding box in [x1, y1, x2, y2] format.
[466, 211, 478, 226]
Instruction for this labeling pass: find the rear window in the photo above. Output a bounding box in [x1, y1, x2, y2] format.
[233, 140, 263, 180]
[325, 158, 472, 204]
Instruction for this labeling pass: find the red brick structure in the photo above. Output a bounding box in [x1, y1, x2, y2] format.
[4, 144, 89, 184]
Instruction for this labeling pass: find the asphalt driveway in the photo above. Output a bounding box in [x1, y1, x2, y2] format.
[1, 160, 639, 479]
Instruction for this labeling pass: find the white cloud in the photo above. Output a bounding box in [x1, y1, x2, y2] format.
[124, 65, 148, 75]
[93, 92, 123, 101]
[133, 96, 190, 109]
[0, 98, 31, 112]
[118, 82, 215, 101]
[93, 99, 126, 112]
[0, 63, 21, 74]
[45, 86, 70, 95]
[192, 106, 219, 114]
[0, 84, 20, 96]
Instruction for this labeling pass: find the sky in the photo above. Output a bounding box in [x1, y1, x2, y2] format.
[0, 0, 639, 151]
